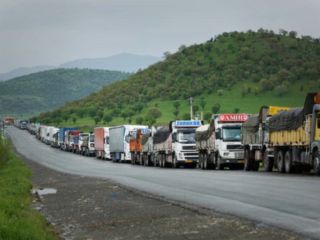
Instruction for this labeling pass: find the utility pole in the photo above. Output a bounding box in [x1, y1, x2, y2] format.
[190, 97, 193, 120]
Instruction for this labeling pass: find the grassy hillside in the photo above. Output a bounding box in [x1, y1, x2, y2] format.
[36, 29, 320, 127]
[0, 69, 130, 117]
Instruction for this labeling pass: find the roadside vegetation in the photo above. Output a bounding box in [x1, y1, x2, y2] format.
[0, 138, 56, 240]
[35, 29, 320, 126]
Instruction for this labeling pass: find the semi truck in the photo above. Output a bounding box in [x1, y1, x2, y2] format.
[94, 127, 110, 159]
[268, 93, 320, 175]
[153, 120, 201, 168]
[241, 106, 289, 171]
[78, 133, 95, 156]
[196, 114, 248, 170]
[58, 127, 78, 150]
[109, 125, 148, 162]
[129, 128, 151, 165]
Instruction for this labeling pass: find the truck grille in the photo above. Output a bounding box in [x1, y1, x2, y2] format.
[182, 146, 196, 150]
[226, 145, 243, 150]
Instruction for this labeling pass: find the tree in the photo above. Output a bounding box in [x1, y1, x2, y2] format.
[103, 114, 113, 124]
[147, 108, 162, 120]
[217, 89, 224, 96]
[193, 105, 200, 113]
[121, 112, 129, 121]
[135, 116, 144, 124]
[182, 113, 190, 120]
[94, 116, 100, 125]
[204, 112, 212, 122]
[211, 103, 220, 114]
[173, 109, 179, 118]
[163, 51, 171, 59]
[72, 117, 77, 124]
[173, 101, 180, 109]
[233, 107, 240, 113]
[200, 97, 206, 110]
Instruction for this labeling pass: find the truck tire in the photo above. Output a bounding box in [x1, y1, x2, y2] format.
[244, 149, 252, 171]
[198, 153, 203, 169]
[208, 153, 216, 170]
[203, 153, 208, 170]
[253, 161, 260, 171]
[277, 150, 285, 173]
[173, 154, 179, 168]
[216, 155, 224, 170]
[313, 151, 320, 176]
[263, 151, 273, 172]
[284, 150, 293, 174]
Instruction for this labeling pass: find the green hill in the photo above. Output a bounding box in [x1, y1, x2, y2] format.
[36, 29, 320, 127]
[0, 69, 130, 117]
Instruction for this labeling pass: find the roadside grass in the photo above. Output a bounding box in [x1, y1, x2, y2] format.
[0, 138, 56, 240]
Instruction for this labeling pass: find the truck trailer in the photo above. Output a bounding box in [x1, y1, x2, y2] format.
[241, 106, 289, 171]
[109, 125, 148, 162]
[129, 128, 151, 165]
[196, 114, 248, 170]
[153, 120, 202, 168]
[268, 93, 320, 175]
[94, 127, 110, 159]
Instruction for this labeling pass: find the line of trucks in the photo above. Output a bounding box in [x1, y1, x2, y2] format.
[15, 92, 320, 175]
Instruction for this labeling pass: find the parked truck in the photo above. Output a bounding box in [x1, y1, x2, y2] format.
[109, 125, 148, 162]
[196, 114, 248, 170]
[94, 127, 110, 159]
[129, 128, 151, 165]
[78, 133, 95, 156]
[153, 120, 202, 168]
[267, 93, 320, 175]
[241, 106, 289, 171]
[58, 127, 78, 150]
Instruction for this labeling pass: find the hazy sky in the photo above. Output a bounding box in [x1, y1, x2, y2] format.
[1, 0, 320, 73]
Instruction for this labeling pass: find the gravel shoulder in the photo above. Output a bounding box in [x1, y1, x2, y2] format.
[20, 156, 303, 240]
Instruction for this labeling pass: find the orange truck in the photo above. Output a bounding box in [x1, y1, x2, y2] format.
[130, 128, 150, 165]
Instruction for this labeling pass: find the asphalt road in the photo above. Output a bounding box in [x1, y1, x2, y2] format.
[7, 127, 320, 239]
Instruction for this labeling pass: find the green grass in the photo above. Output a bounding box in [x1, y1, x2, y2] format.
[55, 82, 308, 129]
[0, 138, 57, 240]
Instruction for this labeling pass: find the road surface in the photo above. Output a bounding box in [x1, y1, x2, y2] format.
[7, 127, 320, 239]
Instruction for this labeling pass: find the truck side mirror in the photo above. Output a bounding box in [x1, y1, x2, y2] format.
[215, 129, 221, 139]
[172, 133, 177, 142]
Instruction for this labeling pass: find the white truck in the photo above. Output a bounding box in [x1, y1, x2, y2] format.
[78, 133, 95, 156]
[153, 120, 202, 168]
[109, 125, 148, 162]
[196, 114, 248, 170]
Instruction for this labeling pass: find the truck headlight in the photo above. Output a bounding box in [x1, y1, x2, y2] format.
[178, 152, 183, 159]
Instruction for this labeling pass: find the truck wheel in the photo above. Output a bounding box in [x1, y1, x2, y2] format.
[173, 155, 179, 168]
[277, 150, 285, 173]
[216, 155, 224, 170]
[263, 151, 273, 172]
[313, 151, 320, 176]
[209, 153, 216, 170]
[284, 150, 293, 174]
[198, 154, 203, 169]
[203, 153, 208, 170]
[244, 149, 252, 171]
[253, 161, 260, 171]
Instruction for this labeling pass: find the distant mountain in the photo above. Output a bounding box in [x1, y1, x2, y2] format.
[60, 53, 161, 72]
[0, 65, 55, 81]
[0, 53, 160, 81]
[0, 68, 130, 117]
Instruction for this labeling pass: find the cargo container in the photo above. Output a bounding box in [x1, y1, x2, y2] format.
[94, 127, 110, 159]
[241, 106, 289, 171]
[196, 114, 248, 170]
[154, 120, 202, 168]
[268, 93, 320, 175]
[109, 125, 148, 162]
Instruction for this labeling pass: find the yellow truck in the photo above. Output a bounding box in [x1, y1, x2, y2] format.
[241, 106, 289, 171]
[268, 92, 320, 175]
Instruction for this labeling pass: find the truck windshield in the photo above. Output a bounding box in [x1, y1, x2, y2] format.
[222, 126, 241, 141]
[89, 135, 94, 142]
[177, 130, 196, 143]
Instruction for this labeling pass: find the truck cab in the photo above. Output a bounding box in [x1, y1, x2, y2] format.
[213, 114, 248, 169]
[171, 120, 202, 167]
